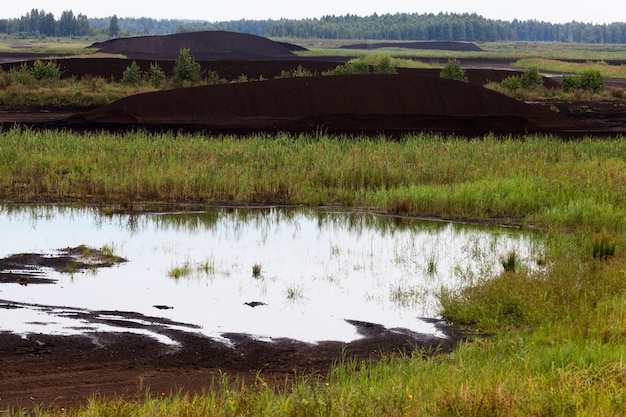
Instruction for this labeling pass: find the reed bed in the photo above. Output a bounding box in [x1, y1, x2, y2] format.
[4, 128, 626, 416]
[2, 128, 626, 231]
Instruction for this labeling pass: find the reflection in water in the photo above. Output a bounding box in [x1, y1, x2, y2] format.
[0, 205, 543, 344]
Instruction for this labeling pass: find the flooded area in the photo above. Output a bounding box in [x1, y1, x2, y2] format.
[0, 206, 543, 345]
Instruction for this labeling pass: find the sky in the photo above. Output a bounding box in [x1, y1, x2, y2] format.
[2, 1, 625, 25]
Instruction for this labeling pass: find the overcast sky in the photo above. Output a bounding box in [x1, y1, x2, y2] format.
[2, 1, 624, 25]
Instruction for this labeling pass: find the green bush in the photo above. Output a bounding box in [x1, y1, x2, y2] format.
[9, 63, 35, 86]
[500, 75, 522, 91]
[148, 62, 166, 88]
[562, 69, 605, 93]
[519, 66, 543, 89]
[31, 59, 61, 80]
[372, 55, 396, 74]
[122, 61, 142, 85]
[173, 48, 202, 88]
[500, 67, 543, 91]
[440, 58, 468, 82]
[578, 69, 605, 92]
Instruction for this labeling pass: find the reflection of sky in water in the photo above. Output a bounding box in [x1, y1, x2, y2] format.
[0, 206, 543, 344]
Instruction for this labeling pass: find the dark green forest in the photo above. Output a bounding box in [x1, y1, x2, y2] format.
[2, 9, 626, 44]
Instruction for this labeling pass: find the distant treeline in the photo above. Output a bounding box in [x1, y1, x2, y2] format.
[0, 9, 93, 37]
[2, 10, 626, 44]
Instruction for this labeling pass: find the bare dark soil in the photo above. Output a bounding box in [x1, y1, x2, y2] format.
[1, 30, 625, 411]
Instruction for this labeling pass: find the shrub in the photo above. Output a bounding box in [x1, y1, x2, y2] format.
[519, 66, 543, 89]
[323, 60, 370, 76]
[121, 61, 142, 85]
[610, 87, 625, 99]
[205, 70, 222, 85]
[562, 69, 604, 93]
[578, 69, 605, 93]
[148, 62, 166, 88]
[173, 48, 202, 88]
[372, 55, 396, 74]
[31, 59, 61, 80]
[9, 63, 35, 86]
[279, 65, 315, 78]
[500, 75, 522, 91]
[440, 58, 468, 82]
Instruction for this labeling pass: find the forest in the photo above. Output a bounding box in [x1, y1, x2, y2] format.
[1, 9, 625, 44]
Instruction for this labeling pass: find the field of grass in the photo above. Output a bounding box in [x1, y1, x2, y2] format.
[0, 36, 97, 55]
[516, 58, 626, 79]
[3, 129, 626, 415]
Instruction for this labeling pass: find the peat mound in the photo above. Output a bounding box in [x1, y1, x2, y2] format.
[341, 41, 484, 52]
[64, 74, 577, 135]
[89, 31, 299, 60]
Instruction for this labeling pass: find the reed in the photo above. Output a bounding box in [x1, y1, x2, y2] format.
[3, 129, 626, 232]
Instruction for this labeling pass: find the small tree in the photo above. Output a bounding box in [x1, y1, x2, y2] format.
[173, 48, 202, 88]
[440, 58, 468, 82]
[31, 59, 61, 80]
[148, 62, 166, 88]
[122, 60, 142, 86]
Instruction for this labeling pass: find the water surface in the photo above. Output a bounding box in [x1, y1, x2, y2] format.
[0, 206, 543, 344]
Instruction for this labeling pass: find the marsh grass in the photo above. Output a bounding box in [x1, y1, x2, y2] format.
[167, 262, 192, 279]
[168, 258, 218, 279]
[3, 130, 626, 233]
[591, 234, 616, 260]
[252, 263, 262, 278]
[500, 250, 519, 272]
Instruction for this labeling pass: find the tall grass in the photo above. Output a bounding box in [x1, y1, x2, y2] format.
[3, 129, 626, 232]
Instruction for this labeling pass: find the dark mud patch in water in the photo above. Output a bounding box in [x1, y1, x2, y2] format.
[0, 245, 127, 285]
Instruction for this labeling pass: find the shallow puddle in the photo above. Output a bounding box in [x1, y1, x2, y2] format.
[0, 206, 543, 345]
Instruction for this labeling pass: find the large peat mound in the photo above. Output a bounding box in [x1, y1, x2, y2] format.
[89, 31, 298, 60]
[64, 74, 577, 135]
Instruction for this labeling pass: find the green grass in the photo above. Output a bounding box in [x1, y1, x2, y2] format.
[4, 129, 626, 415]
[516, 57, 626, 79]
[3, 129, 626, 232]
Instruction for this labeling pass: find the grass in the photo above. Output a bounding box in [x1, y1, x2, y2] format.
[252, 263, 262, 278]
[515, 57, 626, 79]
[3, 129, 626, 232]
[167, 258, 217, 279]
[167, 262, 193, 279]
